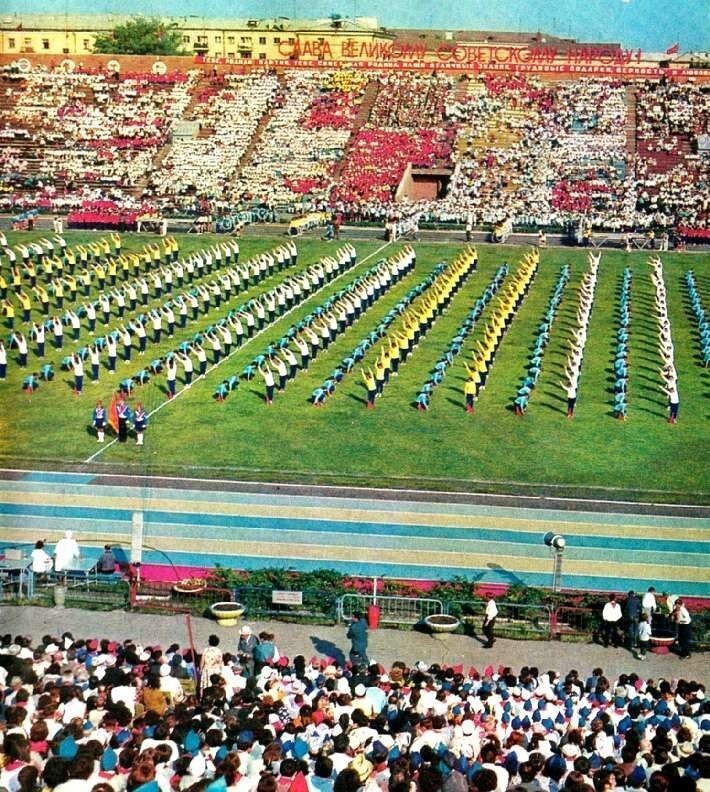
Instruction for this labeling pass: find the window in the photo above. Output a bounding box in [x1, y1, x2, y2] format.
[83, 39, 91, 50]
[273, 37, 280, 44]
[197, 35, 208, 44]
[42, 39, 50, 50]
[258, 36, 266, 45]
[214, 35, 221, 43]
[239, 49, 251, 58]
[23, 37, 32, 47]
[227, 52, 235, 58]
[8, 38, 16, 49]
[183, 35, 191, 43]
[227, 36, 235, 44]
[288, 37, 295, 44]
[259, 52, 266, 59]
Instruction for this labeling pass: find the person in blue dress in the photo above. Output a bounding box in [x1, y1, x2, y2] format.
[133, 403, 147, 446]
[93, 399, 106, 443]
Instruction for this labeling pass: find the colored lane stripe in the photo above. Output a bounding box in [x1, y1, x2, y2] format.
[1, 526, 706, 586]
[1, 491, 708, 546]
[2, 479, 707, 529]
[21, 472, 95, 484]
[2, 515, 706, 568]
[2, 472, 708, 598]
[1, 500, 708, 558]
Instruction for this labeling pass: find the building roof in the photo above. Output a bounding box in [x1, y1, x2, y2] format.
[0, 13, 383, 33]
[389, 27, 620, 52]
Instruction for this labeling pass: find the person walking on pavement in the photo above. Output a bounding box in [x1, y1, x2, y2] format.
[637, 613, 652, 660]
[482, 595, 498, 648]
[673, 599, 692, 659]
[347, 611, 369, 668]
[625, 590, 641, 651]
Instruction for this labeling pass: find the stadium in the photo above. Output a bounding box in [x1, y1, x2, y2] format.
[0, 11, 709, 778]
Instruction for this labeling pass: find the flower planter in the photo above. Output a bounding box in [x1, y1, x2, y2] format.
[424, 614, 460, 633]
[173, 578, 207, 595]
[650, 635, 675, 654]
[209, 601, 244, 627]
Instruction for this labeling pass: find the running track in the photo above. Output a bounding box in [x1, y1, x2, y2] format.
[1, 469, 708, 597]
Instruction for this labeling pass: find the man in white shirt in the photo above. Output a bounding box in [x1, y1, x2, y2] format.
[641, 586, 657, 626]
[483, 596, 498, 648]
[601, 594, 623, 648]
[673, 598, 692, 659]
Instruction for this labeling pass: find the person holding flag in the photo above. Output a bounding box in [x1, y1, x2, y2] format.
[93, 399, 106, 443]
[114, 394, 130, 443]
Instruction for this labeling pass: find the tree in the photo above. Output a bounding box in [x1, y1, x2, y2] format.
[93, 17, 184, 56]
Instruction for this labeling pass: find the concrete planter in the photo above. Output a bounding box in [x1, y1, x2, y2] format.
[424, 614, 460, 633]
[54, 584, 67, 608]
[209, 601, 244, 627]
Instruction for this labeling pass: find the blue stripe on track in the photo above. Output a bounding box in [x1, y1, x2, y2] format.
[1, 502, 708, 557]
[21, 472, 95, 484]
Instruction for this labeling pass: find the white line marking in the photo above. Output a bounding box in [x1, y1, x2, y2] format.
[83, 242, 392, 464]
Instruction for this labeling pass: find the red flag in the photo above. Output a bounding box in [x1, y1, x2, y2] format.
[665, 42, 679, 55]
[108, 392, 119, 433]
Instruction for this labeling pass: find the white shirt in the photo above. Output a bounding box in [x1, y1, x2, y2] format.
[31, 547, 53, 573]
[54, 535, 80, 571]
[642, 591, 657, 612]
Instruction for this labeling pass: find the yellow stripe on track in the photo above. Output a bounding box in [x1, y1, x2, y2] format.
[2, 491, 708, 542]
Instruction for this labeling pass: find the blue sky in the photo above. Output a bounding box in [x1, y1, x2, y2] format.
[6, 0, 709, 53]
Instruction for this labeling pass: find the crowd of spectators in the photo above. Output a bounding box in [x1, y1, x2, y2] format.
[239, 71, 367, 207]
[7, 68, 197, 189]
[632, 81, 709, 232]
[0, 64, 708, 235]
[0, 628, 707, 792]
[152, 72, 280, 201]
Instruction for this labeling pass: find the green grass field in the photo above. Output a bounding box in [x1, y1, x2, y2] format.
[1, 231, 708, 503]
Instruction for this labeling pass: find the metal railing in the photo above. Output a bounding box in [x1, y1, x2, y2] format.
[447, 599, 552, 640]
[128, 579, 233, 615]
[337, 594, 444, 625]
[231, 585, 341, 623]
[551, 606, 598, 641]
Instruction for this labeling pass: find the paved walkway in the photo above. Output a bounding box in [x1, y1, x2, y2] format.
[1, 605, 705, 683]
